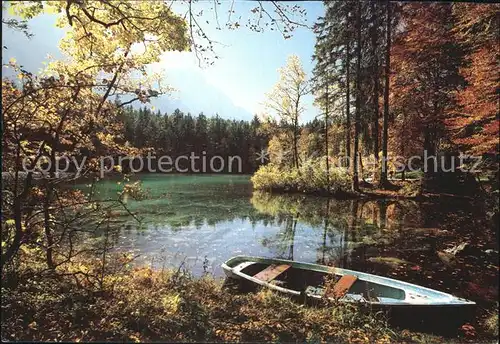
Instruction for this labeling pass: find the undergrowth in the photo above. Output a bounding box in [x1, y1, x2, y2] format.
[251, 159, 352, 196]
[1, 254, 494, 343]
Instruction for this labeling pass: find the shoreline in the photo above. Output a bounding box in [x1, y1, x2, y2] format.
[253, 179, 479, 201]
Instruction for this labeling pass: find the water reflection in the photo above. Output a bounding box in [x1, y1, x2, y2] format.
[249, 191, 497, 312]
[250, 192, 425, 269]
[77, 175, 497, 309]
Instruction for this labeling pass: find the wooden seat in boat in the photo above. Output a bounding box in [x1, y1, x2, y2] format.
[253, 264, 291, 282]
[326, 274, 358, 298]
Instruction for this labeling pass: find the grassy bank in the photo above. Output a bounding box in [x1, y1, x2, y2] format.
[251, 160, 353, 197]
[251, 162, 491, 201]
[3, 253, 496, 343]
[250, 160, 414, 199]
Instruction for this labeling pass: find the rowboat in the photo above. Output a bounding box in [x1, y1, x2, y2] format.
[221, 256, 476, 309]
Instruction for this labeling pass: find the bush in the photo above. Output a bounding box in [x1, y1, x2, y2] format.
[251, 158, 351, 196]
[484, 306, 498, 337]
[399, 180, 423, 197]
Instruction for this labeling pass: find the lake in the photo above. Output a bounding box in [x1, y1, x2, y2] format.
[76, 173, 498, 311]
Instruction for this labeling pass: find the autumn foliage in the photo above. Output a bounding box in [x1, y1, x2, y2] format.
[448, 4, 499, 155]
[390, 3, 499, 157]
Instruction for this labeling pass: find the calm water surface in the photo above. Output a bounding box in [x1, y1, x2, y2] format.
[78, 174, 498, 310]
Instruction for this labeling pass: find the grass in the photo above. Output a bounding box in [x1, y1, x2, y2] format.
[483, 307, 498, 337]
[2, 252, 496, 343]
[0, 254, 439, 343]
[392, 170, 424, 180]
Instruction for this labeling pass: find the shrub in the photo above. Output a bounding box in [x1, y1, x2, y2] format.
[399, 180, 423, 197]
[251, 158, 351, 196]
[484, 306, 499, 337]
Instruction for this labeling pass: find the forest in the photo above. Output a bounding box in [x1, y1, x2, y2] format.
[253, 2, 498, 196]
[120, 105, 346, 173]
[1, 1, 498, 342]
[121, 2, 498, 194]
[120, 106, 267, 173]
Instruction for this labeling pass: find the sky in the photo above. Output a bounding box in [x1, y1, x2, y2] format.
[2, 1, 324, 122]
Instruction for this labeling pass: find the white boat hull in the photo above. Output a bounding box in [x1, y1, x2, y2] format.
[222, 255, 476, 308]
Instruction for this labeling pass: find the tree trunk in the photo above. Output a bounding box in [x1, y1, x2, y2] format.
[43, 147, 57, 269]
[379, 0, 391, 188]
[345, 7, 351, 169]
[371, 1, 380, 177]
[2, 198, 24, 269]
[43, 185, 55, 269]
[359, 152, 366, 182]
[422, 124, 437, 191]
[378, 200, 388, 229]
[400, 113, 406, 181]
[325, 82, 330, 192]
[352, 0, 361, 192]
[294, 121, 299, 170]
[293, 100, 300, 170]
[1, 151, 25, 269]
